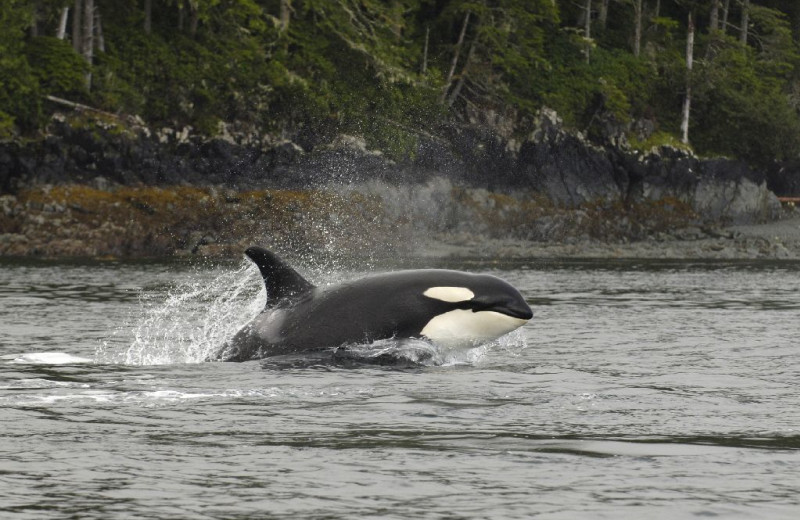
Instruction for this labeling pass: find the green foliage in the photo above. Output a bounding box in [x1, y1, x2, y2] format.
[1, 0, 800, 167]
[0, 0, 40, 137]
[92, 1, 283, 133]
[691, 41, 800, 163]
[675, 7, 800, 164]
[749, 5, 799, 77]
[529, 38, 654, 132]
[25, 37, 88, 99]
[629, 131, 693, 154]
[0, 112, 15, 139]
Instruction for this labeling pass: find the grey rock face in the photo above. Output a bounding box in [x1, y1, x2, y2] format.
[0, 110, 786, 225]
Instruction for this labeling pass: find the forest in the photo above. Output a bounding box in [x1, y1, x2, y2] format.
[2, 0, 800, 168]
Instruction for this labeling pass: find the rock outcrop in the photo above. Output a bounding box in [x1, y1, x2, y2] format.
[768, 161, 800, 197]
[0, 109, 785, 228]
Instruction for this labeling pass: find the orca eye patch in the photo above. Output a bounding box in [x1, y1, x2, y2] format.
[423, 286, 475, 303]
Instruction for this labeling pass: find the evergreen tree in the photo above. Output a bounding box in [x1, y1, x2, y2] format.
[0, 0, 798, 166]
[0, 0, 40, 136]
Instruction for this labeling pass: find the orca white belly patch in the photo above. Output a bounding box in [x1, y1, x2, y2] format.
[420, 310, 527, 349]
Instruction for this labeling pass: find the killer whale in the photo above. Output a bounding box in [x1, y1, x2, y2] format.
[211, 247, 533, 362]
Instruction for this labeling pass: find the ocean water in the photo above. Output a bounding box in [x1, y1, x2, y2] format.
[1, 256, 799, 519]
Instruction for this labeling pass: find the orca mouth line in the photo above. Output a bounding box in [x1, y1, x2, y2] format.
[500, 306, 534, 320]
[477, 303, 533, 321]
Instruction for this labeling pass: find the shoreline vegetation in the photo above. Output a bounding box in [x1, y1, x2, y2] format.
[2, 1, 800, 261]
[4, 1, 800, 169]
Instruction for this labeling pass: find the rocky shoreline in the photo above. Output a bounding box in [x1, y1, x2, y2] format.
[1, 180, 798, 261]
[421, 214, 800, 261]
[2, 110, 800, 261]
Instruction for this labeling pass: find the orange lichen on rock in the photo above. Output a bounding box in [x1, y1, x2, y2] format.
[0, 184, 394, 258]
[0, 182, 709, 259]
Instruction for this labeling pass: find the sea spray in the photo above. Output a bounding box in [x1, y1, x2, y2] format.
[97, 260, 265, 365]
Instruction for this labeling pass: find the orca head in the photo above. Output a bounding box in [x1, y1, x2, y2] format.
[422, 276, 533, 320]
[464, 287, 533, 321]
[420, 274, 532, 348]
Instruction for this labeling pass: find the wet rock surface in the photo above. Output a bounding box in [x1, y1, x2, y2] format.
[1, 180, 798, 260]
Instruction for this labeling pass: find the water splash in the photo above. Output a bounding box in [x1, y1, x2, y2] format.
[2, 353, 94, 365]
[97, 260, 265, 365]
[339, 329, 528, 367]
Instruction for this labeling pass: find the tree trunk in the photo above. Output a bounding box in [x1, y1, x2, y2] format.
[82, 0, 95, 89]
[57, 7, 69, 39]
[144, 0, 152, 34]
[421, 25, 429, 75]
[447, 37, 477, 107]
[96, 10, 105, 52]
[792, 1, 800, 43]
[681, 12, 694, 145]
[279, 0, 291, 34]
[178, 3, 185, 31]
[29, 2, 40, 37]
[441, 11, 471, 104]
[583, 0, 591, 39]
[73, 0, 83, 52]
[189, 4, 199, 36]
[709, 0, 719, 32]
[633, 0, 643, 57]
[584, 0, 592, 63]
[599, 0, 610, 30]
[721, 0, 731, 33]
[739, 0, 749, 45]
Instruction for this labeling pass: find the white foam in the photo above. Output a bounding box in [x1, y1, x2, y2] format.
[341, 329, 528, 366]
[0, 385, 365, 407]
[4, 352, 94, 365]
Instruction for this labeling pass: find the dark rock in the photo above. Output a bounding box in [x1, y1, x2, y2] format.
[516, 132, 626, 205]
[271, 141, 304, 165]
[0, 109, 788, 225]
[768, 161, 800, 196]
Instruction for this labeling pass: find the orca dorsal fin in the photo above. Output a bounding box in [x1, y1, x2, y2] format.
[245, 247, 314, 308]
